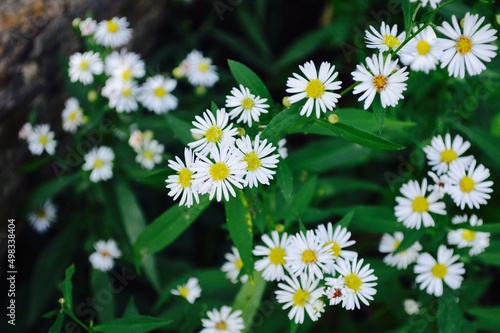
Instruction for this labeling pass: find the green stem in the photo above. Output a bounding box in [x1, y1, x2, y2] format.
[339, 82, 359, 97]
[63, 308, 93, 333]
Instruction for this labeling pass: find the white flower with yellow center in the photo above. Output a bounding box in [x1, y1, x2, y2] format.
[189, 108, 239, 157]
[448, 214, 490, 256]
[200, 306, 245, 333]
[104, 49, 145, 81]
[94, 17, 132, 48]
[410, 0, 441, 9]
[138, 75, 178, 114]
[225, 84, 269, 127]
[400, 26, 443, 74]
[82, 146, 115, 182]
[165, 148, 200, 208]
[18, 122, 33, 140]
[275, 274, 325, 324]
[27, 124, 57, 155]
[89, 239, 121, 272]
[365, 22, 406, 53]
[286, 61, 342, 118]
[135, 139, 164, 170]
[192, 145, 246, 202]
[423, 133, 473, 175]
[285, 229, 334, 280]
[333, 257, 378, 310]
[68, 51, 104, 85]
[235, 134, 279, 188]
[352, 53, 409, 110]
[79, 17, 97, 36]
[171, 277, 201, 304]
[278, 138, 288, 159]
[437, 12, 498, 78]
[102, 78, 139, 113]
[28, 200, 57, 233]
[324, 277, 348, 306]
[379, 232, 422, 269]
[185, 50, 219, 87]
[253, 231, 289, 282]
[394, 178, 447, 229]
[403, 299, 421, 315]
[414, 245, 465, 297]
[427, 171, 449, 200]
[221, 246, 248, 284]
[315, 223, 357, 274]
[61, 97, 84, 133]
[445, 159, 493, 210]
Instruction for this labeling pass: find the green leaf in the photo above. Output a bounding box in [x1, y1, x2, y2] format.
[237, 10, 272, 59]
[48, 311, 65, 333]
[394, 227, 426, 254]
[93, 316, 172, 333]
[91, 270, 115, 323]
[277, 160, 293, 201]
[232, 272, 267, 332]
[438, 288, 475, 333]
[245, 187, 266, 234]
[335, 210, 355, 229]
[349, 206, 404, 233]
[211, 101, 219, 112]
[457, 124, 500, 170]
[212, 30, 265, 71]
[123, 297, 140, 317]
[25, 172, 81, 210]
[289, 321, 299, 333]
[470, 223, 500, 233]
[467, 307, 500, 331]
[62, 265, 75, 309]
[335, 108, 416, 133]
[134, 196, 211, 261]
[228, 59, 273, 104]
[372, 99, 386, 134]
[114, 178, 146, 244]
[260, 105, 307, 142]
[284, 176, 318, 228]
[165, 113, 193, 145]
[225, 190, 254, 279]
[402, 0, 413, 35]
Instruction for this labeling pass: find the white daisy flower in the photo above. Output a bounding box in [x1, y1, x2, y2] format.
[448, 214, 490, 256]
[333, 257, 378, 310]
[171, 277, 202, 304]
[286, 61, 342, 118]
[285, 229, 334, 280]
[414, 245, 465, 297]
[79, 17, 97, 36]
[324, 277, 348, 306]
[27, 124, 57, 155]
[379, 232, 422, 269]
[104, 49, 145, 81]
[61, 97, 84, 133]
[275, 274, 325, 324]
[445, 159, 494, 210]
[365, 22, 406, 53]
[68, 51, 104, 85]
[102, 78, 139, 113]
[135, 139, 164, 170]
[185, 50, 219, 87]
[403, 299, 421, 315]
[253, 231, 289, 282]
[82, 146, 115, 182]
[128, 129, 144, 151]
[89, 239, 121, 272]
[138, 75, 178, 114]
[278, 138, 288, 159]
[221, 246, 248, 284]
[94, 17, 132, 48]
[394, 178, 447, 229]
[437, 12, 498, 78]
[188, 108, 239, 157]
[423, 133, 473, 175]
[315, 223, 357, 274]
[28, 200, 57, 233]
[235, 135, 279, 188]
[410, 0, 441, 9]
[427, 171, 449, 200]
[165, 148, 200, 208]
[225, 84, 269, 127]
[400, 26, 443, 74]
[352, 53, 409, 110]
[18, 122, 33, 140]
[200, 306, 245, 333]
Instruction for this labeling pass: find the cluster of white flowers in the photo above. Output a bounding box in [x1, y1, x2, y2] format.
[127, 129, 165, 170]
[173, 49, 219, 88]
[19, 123, 57, 156]
[223, 223, 377, 325]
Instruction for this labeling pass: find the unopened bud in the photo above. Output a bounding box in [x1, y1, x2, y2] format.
[172, 67, 184, 79]
[275, 224, 285, 233]
[88, 90, 98, 102]
[72, 18, 82, 29]
[237, 127, 246, 137]
[195, 86, 207, 96]
[143, 130, 154, 141]
[58, 298, 65, 305]
[328, 114, 339, 124]
[282, 96, 292, 108]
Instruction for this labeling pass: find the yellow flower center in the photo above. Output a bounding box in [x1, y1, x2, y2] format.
[93, 157, 104, 169]
[243, 152, 262, 171]
[154, 87, 166, 97]
[292, 288, 310, 307]
[209, 162, 230, 181]
[373, 75, 388, 92]
[39, 134, 49, 145]
[79, 60, 89, 70]
[198, 61, 210, 73]
[241, 97, 255, 110]
[440, 149, 457, 164]
[179, 286, 189, 298]
[412, 196, 429, 213]
[36, 210, 47, 218]
[325, 241, 341, 257]
[100, 250, 110, 258]
[122, 88, 132, 97]
[345, 273, 363, 292]
[393, 240, 402, 251]
[107, 20, 120, 33]
[143, 149, 154, 160]
[417, 40, 431, 55]
[462, 229, 476, 242]
[305, 79, 325, 99]
[215, 321, 227, 330]
[456, 36, 472, 55]
[460, 176, 475, 193]
[301, 249, 317, 264]
[383, 35, 400, 49]
[177, 168, 193, 188]
[235, 258, 243, 270]
[204, 125, 223, 143]
[269, 247, 286, 265]
[431, 263, 447, 279]
[69, 111, 79, 121]
[122, 69, 132, 81]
